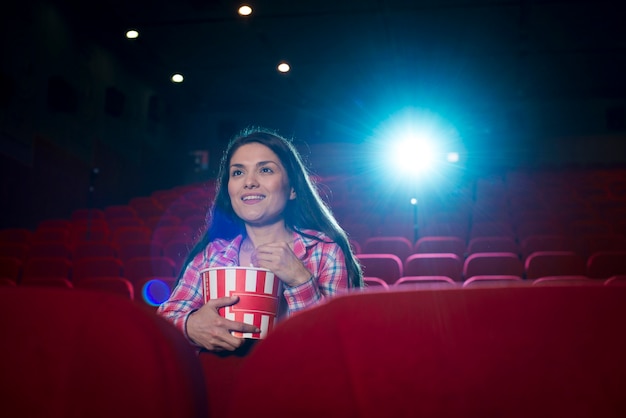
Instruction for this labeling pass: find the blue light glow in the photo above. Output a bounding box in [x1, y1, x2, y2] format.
[141, 279, 172, 306]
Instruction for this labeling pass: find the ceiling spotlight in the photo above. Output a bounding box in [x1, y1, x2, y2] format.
[125, 30, 139, 39]
[238, 5, 253, 16]
[171, 73, 184, 83]
[277, 62, 290, 73]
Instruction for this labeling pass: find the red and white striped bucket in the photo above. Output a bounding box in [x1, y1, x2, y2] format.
[200, 267, 280, 339]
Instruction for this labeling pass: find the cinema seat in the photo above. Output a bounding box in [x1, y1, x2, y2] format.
[356, 254, 403, 285]
[229, 286, 626, 418]
[362, 276, 390, 290]
[0, 287, 208, 418]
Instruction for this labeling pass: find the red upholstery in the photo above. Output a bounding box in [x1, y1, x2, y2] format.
[362, 236, 413, 262]
[22, 256, 72, 281]
[587, 251, 626, 279]
[413, 236, 466, 258]
[75, 276, 135, 299]
[404, 253, 463, 281]
[525, 250, 587, 280]
[124, 256, 177, 284]
[0, 256, 22, 282]
[393, 275, 458, 290]
[20, 277, 74, 288]
[464, 252, 524, 280]
[356, 254, 403, 285]
[0, 287, 207, 418]
[466, 236, 520, 256]
[229, 286, 626, 418]
[72, 256, 124, 282]
[362, 276, 390, 290]
[462, 275, 524, 287]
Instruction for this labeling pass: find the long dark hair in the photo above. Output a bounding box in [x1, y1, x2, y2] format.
[181, 127, 363, 288]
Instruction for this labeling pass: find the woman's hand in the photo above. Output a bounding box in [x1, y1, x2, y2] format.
[251, 242, 311, 287]
[186, 296, 260, 351]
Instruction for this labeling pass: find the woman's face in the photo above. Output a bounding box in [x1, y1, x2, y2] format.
[227, 142, 295, 227]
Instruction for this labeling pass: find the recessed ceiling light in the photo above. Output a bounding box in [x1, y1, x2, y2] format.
[238, 5, 253, 16]
[277, 62, 290, 73]
[126, 30, 139, 39]
[171, 74, 184, 83]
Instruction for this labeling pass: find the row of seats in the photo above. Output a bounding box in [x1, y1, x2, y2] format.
[357, 234, 626, 260]
[0, 254, 179, 285]
[0, 274, 175, 308]
[0, 235, 192, 271]
[356, 250, 626, 284]
[363, 274, 626, 290]
[5, 282, 626, 418]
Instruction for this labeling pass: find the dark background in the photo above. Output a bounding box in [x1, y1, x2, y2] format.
[1, 0, 625, 229]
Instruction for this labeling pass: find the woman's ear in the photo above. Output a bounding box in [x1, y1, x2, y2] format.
[290, 188, 296, 200]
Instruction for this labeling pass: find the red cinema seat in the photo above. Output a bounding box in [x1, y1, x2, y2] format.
[228, 286, 626, 418]
[532, 276, 600, 287]
[72, 256, 123, 283]
[363, 276, 390, 290]
[0, 242, 29, 261]
[0, 256, 22, 282]
[393, 276, 458, 290]
[404, 253, 463, 282]
[22, 257, 72, 281]
[463, 252, 523, 280]
[75, 276, 135, 300]
[463, 275, 524, 288]
[466, 236, 519, 256]
[356, 254, 403, 285]
[524, 251, 587, 281]
[20, 277, 74, 288]
[363, 236, 413, 262]
[587, 251, 626, 279]
[605, 275, 626, 286]
[124, 256, 177, 285]
[0, 287, 208, 418]
[413, 236, 466, 258]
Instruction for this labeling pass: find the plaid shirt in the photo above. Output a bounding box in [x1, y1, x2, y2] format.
[157, 229, 348, 340]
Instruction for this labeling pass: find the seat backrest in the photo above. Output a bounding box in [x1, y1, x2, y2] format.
[75, 276, 135, 299]
[524, 251, 587, 280]
[363, 236, 413, 262]
[394, 275, 458, 290]
[0, 256, 23, 281]
[0, 287, 207, 418]
[124, 256, 177, 284]
[362, 276, 389, 290]
[413, 236, 466, 258]
[355, 254, 403, 285]
[22, 257, 72, 281]
[72, 256, 123, 282]
[228, 286, 626, 418]
[463, 252, 523, 280]
[467, 236, 520, 256]
[587, 251, 626, 279]
[404, 253, 463, 282]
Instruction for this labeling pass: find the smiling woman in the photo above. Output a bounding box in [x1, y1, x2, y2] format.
[157, 127, 363, 352]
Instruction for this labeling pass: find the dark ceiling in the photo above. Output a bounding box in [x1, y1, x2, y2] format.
[56, 0, 624, 115]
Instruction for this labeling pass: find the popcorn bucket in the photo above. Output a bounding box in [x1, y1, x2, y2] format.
[200, 267, 280, 339]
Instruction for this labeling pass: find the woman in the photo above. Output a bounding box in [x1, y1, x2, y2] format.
[158, 127, 363, 352]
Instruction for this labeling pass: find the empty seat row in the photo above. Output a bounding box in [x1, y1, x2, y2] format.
[0, 255, 179, 285]
[359, 234, 626, 260]
[364, 275, 626, 290]
[356, 250, 626, 285]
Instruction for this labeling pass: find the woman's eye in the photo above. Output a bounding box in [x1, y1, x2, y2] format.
[260, 167, 273, 174]
[231, 169, 243, 177]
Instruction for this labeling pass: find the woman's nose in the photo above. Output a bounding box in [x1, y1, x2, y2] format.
[244, 173, 259, 188]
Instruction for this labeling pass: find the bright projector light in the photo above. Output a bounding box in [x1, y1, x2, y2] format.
[447, 152, 459, 163]
[392, 137, 436, 175]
